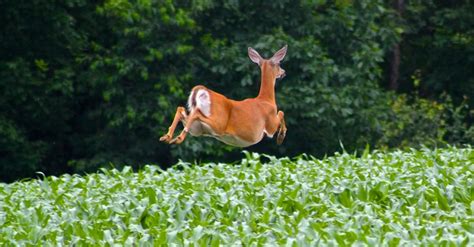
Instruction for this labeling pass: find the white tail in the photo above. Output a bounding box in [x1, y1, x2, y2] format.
[160, 45, 288, 147]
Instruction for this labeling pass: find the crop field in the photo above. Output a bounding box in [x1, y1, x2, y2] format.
[0, 147, 472, 245]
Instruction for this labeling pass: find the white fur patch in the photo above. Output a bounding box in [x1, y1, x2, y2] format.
[263, 129, 274, 138]
[186, 91, 194, 112]
[196, 89, 211, 117]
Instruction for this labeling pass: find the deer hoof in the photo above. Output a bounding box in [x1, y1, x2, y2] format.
[159, 134, 172, 143]
[277, 130, 286, 145]
[169, 135, 185, 144]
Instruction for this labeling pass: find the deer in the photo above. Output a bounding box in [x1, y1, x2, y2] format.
[159, 45, 288, 147]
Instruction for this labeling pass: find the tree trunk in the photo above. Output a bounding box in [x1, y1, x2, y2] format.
[389, 0, 404, 91]
[389, 43, 401, 90]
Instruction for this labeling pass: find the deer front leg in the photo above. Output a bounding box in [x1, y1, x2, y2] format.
[169, 108, 204, 144]
[160, 106, 187, 143]
[276, 111, 287, 145]
[264, 110, 287, 145]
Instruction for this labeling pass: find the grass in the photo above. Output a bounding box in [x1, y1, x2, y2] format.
[0, 146, 473, 245]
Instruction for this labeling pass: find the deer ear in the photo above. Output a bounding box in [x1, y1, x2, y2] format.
[248, 47, 262, 65]
[270, 45, 288, 64]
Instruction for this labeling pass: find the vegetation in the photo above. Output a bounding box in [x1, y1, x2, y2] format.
[0, 147, 472, 245]
[1, 1, 471, 245]
[0, 1, 473, 182]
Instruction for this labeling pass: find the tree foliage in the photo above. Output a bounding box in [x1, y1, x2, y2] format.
[0, 0, 472, 182]
[397, 0, 474, 105]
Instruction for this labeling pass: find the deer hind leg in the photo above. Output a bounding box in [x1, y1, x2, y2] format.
[159, 106, 187, 143]
[169, 108, 206, 144]
[276, 111, 287, 145]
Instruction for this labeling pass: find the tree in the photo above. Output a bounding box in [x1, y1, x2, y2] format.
[1, 0, 471, 182]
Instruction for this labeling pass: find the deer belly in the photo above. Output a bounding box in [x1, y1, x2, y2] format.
[214, 135, 255, 147]
[191, 121, 256, 147]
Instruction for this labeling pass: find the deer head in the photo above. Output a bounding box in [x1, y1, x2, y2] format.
[248, 45, 287, 80]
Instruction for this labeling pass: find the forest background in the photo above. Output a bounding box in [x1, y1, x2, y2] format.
[0, 0, 473, 182]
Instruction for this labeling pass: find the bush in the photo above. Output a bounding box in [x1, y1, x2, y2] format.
[376, 93, 474, 149]
[378, 94, 446, 148]
[0, 117, 44, 182]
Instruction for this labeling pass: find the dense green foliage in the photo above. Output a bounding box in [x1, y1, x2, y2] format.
[0, 147, 472, 245]
[0, 0, 472, 181]
[398, 0, 474, 105]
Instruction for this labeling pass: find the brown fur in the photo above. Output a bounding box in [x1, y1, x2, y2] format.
[160, 46, 288, 146]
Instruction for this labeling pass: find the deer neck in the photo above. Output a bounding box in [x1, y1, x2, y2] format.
[257, 63, 276, 102]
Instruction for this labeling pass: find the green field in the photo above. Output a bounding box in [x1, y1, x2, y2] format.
[0, 147, 472, 245]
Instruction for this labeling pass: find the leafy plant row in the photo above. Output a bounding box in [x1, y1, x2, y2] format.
[0, 147, 472, 245]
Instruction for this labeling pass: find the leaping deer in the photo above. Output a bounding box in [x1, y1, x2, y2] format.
[159, 45, 288, 147]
